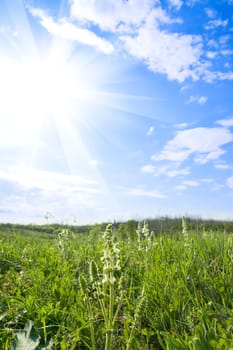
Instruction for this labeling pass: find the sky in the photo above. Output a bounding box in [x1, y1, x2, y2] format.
[0, 0, 233, 225]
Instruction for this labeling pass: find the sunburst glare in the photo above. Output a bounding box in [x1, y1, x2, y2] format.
[1, 0, 232, 224]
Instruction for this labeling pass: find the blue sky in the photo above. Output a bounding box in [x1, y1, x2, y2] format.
[0, 0, 233, 224]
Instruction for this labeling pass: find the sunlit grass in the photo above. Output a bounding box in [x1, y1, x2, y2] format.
[0, 222, 232, 349]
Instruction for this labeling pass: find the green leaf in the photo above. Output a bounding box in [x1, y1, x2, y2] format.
[10, 320, 40, 350]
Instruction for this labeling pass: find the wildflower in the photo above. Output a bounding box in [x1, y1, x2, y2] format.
[137, 221, 153, 251]
[182, 216, 188, 236]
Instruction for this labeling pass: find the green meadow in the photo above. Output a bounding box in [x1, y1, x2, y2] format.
[0, 219, 232, 349]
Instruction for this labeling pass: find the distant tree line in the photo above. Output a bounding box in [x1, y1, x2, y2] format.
[0, 216, 232, 237]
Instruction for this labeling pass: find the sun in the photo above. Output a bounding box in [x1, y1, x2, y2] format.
[19, 57, 75, 116]
[0, 44, 110, 151]
[0, 37, 140, 159]
[0, 52, 81, 120]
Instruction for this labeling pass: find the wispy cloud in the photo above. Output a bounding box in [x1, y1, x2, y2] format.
[0, 24, 18, 37]
[127, 187, 166, 199]
[29, 1, 233, 83]
[206, 51, 218, 59]
[0, 166, 97, 186]
[70, 0, 153, 32]
[29, 7, 114, 53]
[205, 19, 228, 30]
[211, 183, 225, 191]
[141, 164, 190, 177]
[173, 122, 192, 129]
[121, 23, 202, 83]
[174, 180, 200, 191]
[183, 180, 200, 186]
[221, 49, 233, 56]
[201, 178, 215, 183]
[180, 85, 189, 92]
[174, 178, 225, 192]
[174, 184, 187, 191]
[0, 167, 102, 222]
[214, 163, 233, 170]
[219, 35, 231, 45]
[141, 165, 156, 174]
[168, 0, 183, 10]
[186, 0, 200, 6]
[147, 126, 155, 136]
[188, 95, 208, 105]
[216, 118, 233, 127]
[227, 176, 233, 188]
[152, 127, 233, 164]
[205, 8, 217, 19]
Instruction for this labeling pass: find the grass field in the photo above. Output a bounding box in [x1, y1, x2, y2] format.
[0, 220, 232, 349]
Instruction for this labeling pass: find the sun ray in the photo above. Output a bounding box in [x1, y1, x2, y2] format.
[50, 112, 120, 215]
[5, 0, 38, 57]
[0, 1, 165, 185]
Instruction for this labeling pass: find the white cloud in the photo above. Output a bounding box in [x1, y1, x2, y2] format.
[70, 0, 154, 32]
[183, 180, 199, 186]
[186, 0, 201, 6]
[219, 35, 231, 45]
[29, 2, 233, 83]
[180, 85, 189, 92]
[202, 71, 233, 83]
[220, 49, 233, 56]
[205, 8, 217, 19]
[127, 187, 166, 199]
[29, 7, 114, 54]
[0, 167, 100, 207]
[147, 126, 155, 136]
[205, 19, 228, 30]
[168, 0, 183, 10]
[173, 122, 191, 129]
[206, 51, 218, 59]
[174, 180, 199, 192]
[227, 176, 233, 188]
[214, 163, 232, 170]
[153, 149, 189, 162]
[188, 95, 208, 104]
[194, 149, 224, 164]
[201, 178, 214, 183]
[145, 7, 183, 26]
[141, 164, 190, 177]
[70, 0, 204, 82]
[121, 23, 202, 82]
[224, 62, 231, 69]
[153, 127, 233, 163]
[175, 179, 225, 192]
[174, 185, 187, 191]
[0, 24, 18, 37]
[198, 96, 208, 105]
[141, 165, 156, 174]
[10, 166, 97, 186]
[217, 72, 233, 80]
[211, 183, 224, 191]
[166, 168, 190, 177]
[207, 39, 218, 49]
[216, 118, 233, 127]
